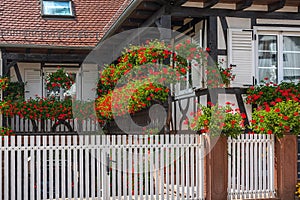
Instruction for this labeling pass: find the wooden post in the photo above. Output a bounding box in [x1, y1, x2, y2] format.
[275, 135, 297, 200]
[207, 16, 218, 63]
[206, 136, 228, 200]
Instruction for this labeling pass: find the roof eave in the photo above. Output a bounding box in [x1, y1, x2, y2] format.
[0, 43, 95, 50]
[100, 0, 143, 42]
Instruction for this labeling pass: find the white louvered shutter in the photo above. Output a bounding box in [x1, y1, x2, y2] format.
[24, 69, 42, 99]
[228, 29, 254, 87]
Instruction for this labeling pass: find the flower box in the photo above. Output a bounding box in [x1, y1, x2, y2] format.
[104, 102, 168, 134]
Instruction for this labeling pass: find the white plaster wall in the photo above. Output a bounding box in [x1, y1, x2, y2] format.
[226, 17, 251, 29]
[217, 18, 226, 50]
[257, 19, 300, 25]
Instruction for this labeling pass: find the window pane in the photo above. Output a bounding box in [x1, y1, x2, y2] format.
[43, 1, 72, 16]
[283, 36, 300, 82]
[283, 69, 300, 81]
[258, 35, 278, 83]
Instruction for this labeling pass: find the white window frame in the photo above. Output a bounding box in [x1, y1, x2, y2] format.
[174, 31, 203, 99]
[41, 0, 74, 17]
[254, 26, 300, 84]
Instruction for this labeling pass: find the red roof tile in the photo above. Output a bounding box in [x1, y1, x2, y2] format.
[0, 0, 131, 48]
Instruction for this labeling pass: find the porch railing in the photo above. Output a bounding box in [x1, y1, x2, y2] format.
[171, 87, 250, 132]
[4, 116, 100, 134]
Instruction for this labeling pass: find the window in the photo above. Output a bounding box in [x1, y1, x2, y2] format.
[257, 31, 300, 83]
[42, 0, 73, 17]
[174, 35, 202, 97]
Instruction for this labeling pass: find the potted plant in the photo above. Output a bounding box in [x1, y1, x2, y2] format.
[206, 62, 236, 88]
[246, 79, 300, 199]
[250, 100, 300, 138]
[188, 102, 246, 138]
[246, 79, 300, 106]
[45, 68, 75, 99]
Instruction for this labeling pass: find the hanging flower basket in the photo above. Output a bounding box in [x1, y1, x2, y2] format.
[46, 68, 74, 91]
[95, 40, 192, 133]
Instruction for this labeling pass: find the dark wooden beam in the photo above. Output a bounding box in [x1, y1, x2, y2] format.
[251, 18, 257, 28]
[2, 50, 13, 76]
[3, 61, 16, 76]
[176, 28, 195, 41]
[159, 15, 172, 43]
[135, 10, 155, 16]
[127, 18, 145, 24]
[142, 2, 161, 10]
[203, 0, 219, 8]
[207, 17, 218, 63]
[174, 0, 188, 6]
[119, 25, 138, 30]
[141, 6, 166, 27]
[172, 20, 184, 26]
[6, 53, 86, 63]
[159, 0, 172, 5]
[268, 0, 286, 12]
[170, 6, 300, 20]
[13, 63, 23, 83]
[236, 0, 253, 11]
[175, 18, 203, 34]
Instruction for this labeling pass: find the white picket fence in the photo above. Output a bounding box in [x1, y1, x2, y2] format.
[227, 134, 276, 199]
[0, 134, 205, 200]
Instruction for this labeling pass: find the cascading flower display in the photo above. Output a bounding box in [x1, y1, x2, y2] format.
[96, 40, 189, 96]
[95, 39, 198, 123]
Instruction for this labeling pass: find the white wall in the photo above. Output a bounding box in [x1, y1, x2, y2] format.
[257, 19, 300, 25]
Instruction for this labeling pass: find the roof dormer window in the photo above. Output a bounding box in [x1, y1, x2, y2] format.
[42, 0, 74, 17]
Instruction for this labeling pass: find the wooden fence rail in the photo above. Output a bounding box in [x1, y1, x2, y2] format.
[227, 134, 276, 199]
[0, 134, 205, 200]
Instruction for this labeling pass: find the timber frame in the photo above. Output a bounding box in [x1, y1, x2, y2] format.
[101, 0, 300, 63]
[1, 47, 90, 82]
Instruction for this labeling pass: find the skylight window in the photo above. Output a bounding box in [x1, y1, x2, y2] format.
[42, 0, 74, 17]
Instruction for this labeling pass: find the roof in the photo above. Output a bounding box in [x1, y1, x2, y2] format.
[0, 0, 131, 48]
